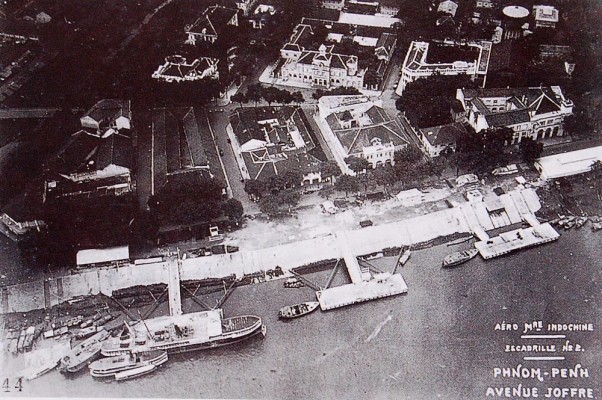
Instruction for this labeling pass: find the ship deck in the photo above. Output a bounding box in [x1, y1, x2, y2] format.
[474, 223, 559, 260]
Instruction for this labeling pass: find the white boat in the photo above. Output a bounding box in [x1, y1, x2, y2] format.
[115, 364, 156, 381]
[58, 329, 110, 373]
[89, 350, 167, 378]
[75, 326, 97, 339]
[101, 309, 265, 356]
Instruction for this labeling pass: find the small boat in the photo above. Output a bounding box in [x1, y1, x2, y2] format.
[442, 249, 479, 268]
[75, 326, 97, 339]
[592, 222, 602, 232]
[16, 329, 26, 353]
[80, 319, 94, 329]
[278, 302, 320, 319]
[115, 364, 157, 381]
[22, 326, 36, 352]
[96, 314, 116, 327]
[398, 248, 412, 266]
[89, 350, 167, 378]
[564, 220, 575, 230]
[23, 361, 58, 380]
[58, 329, 110, 373]
[574, 216, 588, 229]
[283, 278, 304, 288]
[66, 316, 84, 328]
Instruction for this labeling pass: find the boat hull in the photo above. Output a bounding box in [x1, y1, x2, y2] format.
[90, 351, 168, 378]
[101, 320, 265, 357]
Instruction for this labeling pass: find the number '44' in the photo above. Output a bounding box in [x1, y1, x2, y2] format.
[2, 377, 23, 392]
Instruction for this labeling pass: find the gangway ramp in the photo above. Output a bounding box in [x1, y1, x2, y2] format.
[335, 231, 370, 283]
[471, 226, 489, 241]
[167, 257, 182, 316]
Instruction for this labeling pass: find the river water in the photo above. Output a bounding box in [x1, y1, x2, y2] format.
[3, 228, 602, 399]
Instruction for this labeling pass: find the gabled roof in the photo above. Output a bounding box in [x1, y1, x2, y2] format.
[530, 93, 561, 115]
[55, 130, 101, 175]
[420, 123, 467, 146]
[485, 110, 531, 127]
[82, 99, 130, 126]
[95, 132, 132, 170]
[152, 108, 210, 190]
[188, 5, 238, 36]
[326, 104, 408, 155]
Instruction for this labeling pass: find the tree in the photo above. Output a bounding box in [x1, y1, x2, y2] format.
[246, 83, 263, 107]
[262, 86, 281, 106]
[312, 86, 361, 100]
[244, 179, 266, 199]
[519, 137, 544, 163]
[334, 174, 359, 195]
[222, 198, 244, 221]
[344, 156, 371, 174]
[319, 160, 341, 180]
[231, 92, 247, 108]
[291, 91, 305, 106]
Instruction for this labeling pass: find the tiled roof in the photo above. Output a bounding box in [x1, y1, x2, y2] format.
[55, 130, 100, 175]
[82, 99, 129, 126]
[230, 107, 314, 150]
[326, 105, 408, 155]
[152, 108, 210, 191]
[420, 123, 467, 146]
[95, 132, 132, 170]
[485, 110, 531, 127]
[188, 6, 237, 36]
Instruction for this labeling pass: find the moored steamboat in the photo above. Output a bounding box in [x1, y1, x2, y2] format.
[100, 309, 265, 356]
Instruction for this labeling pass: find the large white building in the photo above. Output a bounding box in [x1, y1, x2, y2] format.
[273, 18, 397, 91]
[397, 40, 492, 95]
[456, 86, 574, 144]
[316, 95, 408, 175]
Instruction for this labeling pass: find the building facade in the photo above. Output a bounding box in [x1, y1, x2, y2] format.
[456, 86, 574, 144]
[273, 19, 396, 91]
[397, 40, 492, 95]
[316, 95, 408, 175]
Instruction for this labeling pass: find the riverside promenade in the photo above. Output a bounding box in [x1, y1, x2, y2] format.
[0, 189, 542, 314]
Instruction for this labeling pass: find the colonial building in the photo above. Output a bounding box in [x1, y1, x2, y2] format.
[227, 107, 332, 188]
[533, 5, 559, 29]
[320, 0, 400, 15]
[397, 40, 492, 95]
[152, 56, 219, 82]
[456, 86, 574, 144]
[273, 18, 397, 91]
[44, 128, 133, 202]
[151, 107, 213, 194]
[316, 95, 408, 175]
[419, 123, 468, 158]
[185, 5, 239, 45]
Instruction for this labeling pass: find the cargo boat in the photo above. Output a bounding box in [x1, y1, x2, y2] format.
[278, 302, 319, 319]
[89, 350, 167, 378]
[100, 309, 265, 356]
[58, 329, 110, 373]
[442, 249, 479, 268]
[115, 364, 156, 381]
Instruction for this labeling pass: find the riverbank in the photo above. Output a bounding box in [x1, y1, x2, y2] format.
[3, 227, 600, 399]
